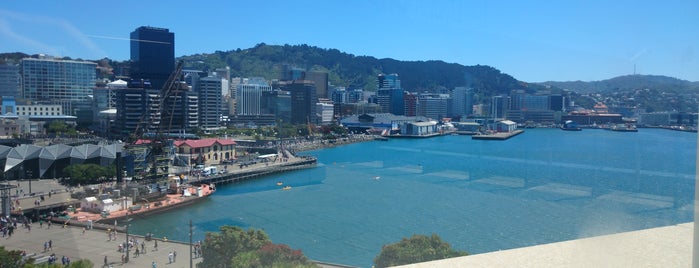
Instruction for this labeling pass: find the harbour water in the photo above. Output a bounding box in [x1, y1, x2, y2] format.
[129, 128, 696, 267]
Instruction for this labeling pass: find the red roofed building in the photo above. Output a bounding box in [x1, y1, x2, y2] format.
[174, 138, 237, 166]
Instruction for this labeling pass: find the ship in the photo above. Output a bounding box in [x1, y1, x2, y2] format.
[561, 120, 582, 131]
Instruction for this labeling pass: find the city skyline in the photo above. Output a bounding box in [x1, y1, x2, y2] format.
[0, 1, 697, 83]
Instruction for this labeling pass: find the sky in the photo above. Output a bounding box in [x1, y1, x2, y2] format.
[0, 0, 697, 83]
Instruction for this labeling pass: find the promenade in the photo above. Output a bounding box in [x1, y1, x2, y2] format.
[0, 220, 200, 267]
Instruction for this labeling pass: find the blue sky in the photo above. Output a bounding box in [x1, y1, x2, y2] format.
[1, 0, 696, 82]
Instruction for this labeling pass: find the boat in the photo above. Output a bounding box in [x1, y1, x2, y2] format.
[609, 123, 638, 132]
[282, 186, 292, 190]
[276, 181, 283, 186]
[374, 135, 389, 141]
[561, 120, 582, 131]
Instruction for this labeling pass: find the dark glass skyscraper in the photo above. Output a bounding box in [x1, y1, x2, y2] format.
[130, 26, 175, 90]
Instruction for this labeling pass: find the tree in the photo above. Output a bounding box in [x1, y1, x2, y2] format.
[373, 234, 468, 268]
[62, 163, 115, 186]
[200, 226, 315, 268]
[0, 246, 31, 267]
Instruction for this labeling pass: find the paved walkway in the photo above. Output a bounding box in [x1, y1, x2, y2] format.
[0, 221, 200, 267]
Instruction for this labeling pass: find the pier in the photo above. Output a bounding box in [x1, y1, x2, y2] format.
[188, 156, 317, 186]
[472, 130, 525, 140]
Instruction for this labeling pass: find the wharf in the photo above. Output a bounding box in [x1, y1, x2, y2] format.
[472, 130, 524, 140]
[190, 156, 317, 186]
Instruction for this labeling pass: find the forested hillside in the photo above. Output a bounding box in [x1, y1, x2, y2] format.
[177, 43, 533, 95]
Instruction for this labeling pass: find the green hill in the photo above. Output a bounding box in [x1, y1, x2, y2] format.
[177, 43, 533, 96]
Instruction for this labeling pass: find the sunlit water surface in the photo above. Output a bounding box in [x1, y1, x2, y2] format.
[130, 128, 696, 267]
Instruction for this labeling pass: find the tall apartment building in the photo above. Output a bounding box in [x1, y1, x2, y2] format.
[197, 76, 225, 130]
[20, 56, 96, 115]
[130, 26, 175, 90]
[0, 64, 20, 98]
[113, 83, 160, 138]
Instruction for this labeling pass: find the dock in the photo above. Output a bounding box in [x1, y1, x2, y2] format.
[189, 156, 317, 186]
[472, 130, 524, 140]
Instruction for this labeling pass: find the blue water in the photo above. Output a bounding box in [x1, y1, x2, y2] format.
[130, 128, 696, 267]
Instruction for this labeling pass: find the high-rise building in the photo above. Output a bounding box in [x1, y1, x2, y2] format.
[235, 78, 272, 115]
[130, 26, 175, 90]
[0, 64, 20, 98]
[113, 83, 160, 138]
[490, 95, 510, 119]
[288, 80, 317, 124]
[376, 74, 404, 115]
[197, 76, 225, 130]
[306, 71, 329, 99]
[418, 93, 451, 120]
[451, 87, 474, 117]
[20, 56, 96, 115]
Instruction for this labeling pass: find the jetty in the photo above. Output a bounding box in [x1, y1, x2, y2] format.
[472, 130, 524, 140]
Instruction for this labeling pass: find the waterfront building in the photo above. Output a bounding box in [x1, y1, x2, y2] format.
[316, 102, 334, 125]
[399, 121, 438, 136]
[333, 102, 381, 117]
[113, 83, 160, 138]
[494, 120, 517, 132]
[161, 82, 198, 135]
[0, 64, 20, 98]
[375, 73, 404, 115]
[549, 95, 564, 111]
[638, 112, 671, 126]
[288, 80, 317, 125]
[403, 92, 418, 116]
[197, 76, 225, 131]
[339, 113, 430, 134]
[451, 87, 474, 117]
[505, 110, 556, 124]
[1, 143, 121, 180]
[418, 93, 451, 120]
[20, 56, 97, 115]
[130, 26, 175, 90]
[490, 95, 510, 120]
[561, 113, 623, 125]
[174, 138, 237, 166]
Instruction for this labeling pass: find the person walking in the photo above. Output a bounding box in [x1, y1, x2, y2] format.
[168, 252, 173, 264]
[103, 256, 108, 267]
[173, 250, 176, 262]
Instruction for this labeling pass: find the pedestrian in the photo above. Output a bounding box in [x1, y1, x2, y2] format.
[103, 255, 108, 267]
[168, 252, 173, 264]
[152, 261, 157, 268]
[48, 240, 52, 250]
[44, 241, 48, 252]
[121, 254, 124, 264]
[141, 241, 145, 254]
[82, 227, 86, 234]
[154, 240, 158, 251]
[173, 250, 176, 262]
